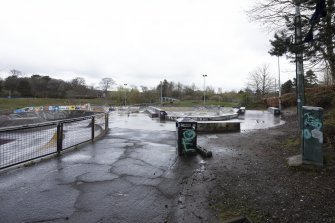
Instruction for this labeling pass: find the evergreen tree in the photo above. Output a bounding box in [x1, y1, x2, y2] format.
[249, 0, 335, 80]
[305, 69, 319, 87]
[281, 79, 294, 94]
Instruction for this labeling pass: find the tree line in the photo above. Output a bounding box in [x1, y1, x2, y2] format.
[0, 70, 245, 105]
[246, 64, 321, 97]
[0, 70, 101, 99]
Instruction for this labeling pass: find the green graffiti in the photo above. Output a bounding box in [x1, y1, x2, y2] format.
[303, 112, 323, 143]
[183, 130, 196, 140]
[182, 129, 196, 151]
[304, 129, 312, 139]
[304, 113, 322, 130]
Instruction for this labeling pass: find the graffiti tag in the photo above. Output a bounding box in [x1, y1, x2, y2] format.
[303, 112, 323, 144]
[182, 129, 196, 151]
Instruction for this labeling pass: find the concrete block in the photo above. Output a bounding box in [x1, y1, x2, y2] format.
[197, 121, 240, 133]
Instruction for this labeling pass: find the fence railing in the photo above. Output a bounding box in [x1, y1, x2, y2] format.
[0, 113, 109, 170]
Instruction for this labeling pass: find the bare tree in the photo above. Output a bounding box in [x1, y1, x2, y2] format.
[10, 69, 22, 76]
[99, 77, 116, 93]
[247, 0, 296, 32]
[320, 68, 333, 85]
[247, 64, 274, 96]
[70, 77, 88, 96]
[71, 77, 86, 88]
[248, 0, 335, 80]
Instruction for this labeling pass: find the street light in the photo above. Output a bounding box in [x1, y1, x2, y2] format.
[124, 83, 127, 106]
[160, 81, 163, 105]
[277, 56, 282, 111]
[202, 74, 207, 105]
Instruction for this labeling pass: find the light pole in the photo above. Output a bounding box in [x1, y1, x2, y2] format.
[278, 56, 282, 111]
[295, 2, 305, 125]
[124, 83, 127, 106]
[202, 74, 207, 105]
[160, 81, 163, 105]
[295, 0, 305, 154]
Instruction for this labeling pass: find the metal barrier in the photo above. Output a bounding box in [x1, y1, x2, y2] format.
[0, 113, 109, 169]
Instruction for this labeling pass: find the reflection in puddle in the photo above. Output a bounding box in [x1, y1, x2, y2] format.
[238, 110, 284, 131]
[62, 154, 91, 162]
[109, 109, 284, 132]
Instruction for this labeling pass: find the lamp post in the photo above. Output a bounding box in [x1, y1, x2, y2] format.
[124, 83, 127, 106]
[160, 81, 163, 105]
[202, 74, 207, 105]
[295, 0, 305, 154]
[278, 56, 282, 111]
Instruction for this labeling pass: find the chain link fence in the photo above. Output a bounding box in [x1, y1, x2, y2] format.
[0, 113, 108, 169]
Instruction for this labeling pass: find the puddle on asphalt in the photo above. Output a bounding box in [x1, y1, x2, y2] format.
[210, 146, 237, 156]
[62, 154, 91, 162]
[199, 160, 206, 164]
[116, 192, 128, 197]
[109, 112, 175, 131]
[238, 110, 284, 131]
[109, 110, 284, 133]
[207, 135, 218, 139]
[196, 160, 206, 172]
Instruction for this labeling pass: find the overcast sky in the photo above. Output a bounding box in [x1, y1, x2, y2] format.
[0, 0, 295, 91]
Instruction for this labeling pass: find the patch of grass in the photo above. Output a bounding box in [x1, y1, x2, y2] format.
[324, 153, 334, 165]
[324, 108, 335, 126]
[213, 202, 266, 223]
[23, 161, 36, 167]
[166, 100, 239, 107]
[0, 98, 108, 111]
[219, 208, 241, 220]
[283, 137, 300, 152]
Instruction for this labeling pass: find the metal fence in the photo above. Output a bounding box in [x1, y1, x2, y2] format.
[0, 113, 108, 169]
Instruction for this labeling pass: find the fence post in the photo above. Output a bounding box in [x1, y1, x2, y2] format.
[57, 122, 63, 155]
[91, 116, 95, 141]
[105, 113, 109, 131]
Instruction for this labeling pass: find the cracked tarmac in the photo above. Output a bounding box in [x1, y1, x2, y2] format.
[0, 112, 203, 223]
[0, 110, 284, 223]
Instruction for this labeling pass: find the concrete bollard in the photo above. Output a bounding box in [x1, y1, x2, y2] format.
[196, 145, 212, 158]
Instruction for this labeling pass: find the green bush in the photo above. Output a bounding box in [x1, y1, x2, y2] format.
[307, 91, 335, 108]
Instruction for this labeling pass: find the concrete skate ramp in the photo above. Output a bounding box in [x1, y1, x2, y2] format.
[158, 106, 239, 121]
[0, 110, 95, 127]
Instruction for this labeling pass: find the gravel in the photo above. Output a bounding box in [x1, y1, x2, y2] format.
[174, 108, 335, 223]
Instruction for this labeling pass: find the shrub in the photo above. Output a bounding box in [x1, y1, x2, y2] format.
[307, 91, 335, 108]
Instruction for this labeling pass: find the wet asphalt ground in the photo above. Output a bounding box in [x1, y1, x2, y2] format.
[0, 110, 282, 223]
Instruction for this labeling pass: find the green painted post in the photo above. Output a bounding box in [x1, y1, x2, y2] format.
[105, 113, 109, 131]
[91, 116, 95, 141]
[302, 106, 324, 166]
[56, 123, 63, 155]
[295, 1, 305, 153]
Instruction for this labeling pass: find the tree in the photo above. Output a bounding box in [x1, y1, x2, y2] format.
[320, 69, 333, 85]
[248, 0, 335, 81]
[17, 78, 32, 96]
[247, 64, 274, 96]
[70, 77, 88, 97]
[305, 69, 318, 87]
[281, 79, 294, 94]
[71, 77, 86, 87]
[269, 31, 290, 57]
[4, 75, 19, 97]
[30, 75, 50, 97]
[0, 78, 3, 93]
[10, 69, 22, 76]
[128, 87, 140, 104]
[99, 77, 116, 94]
